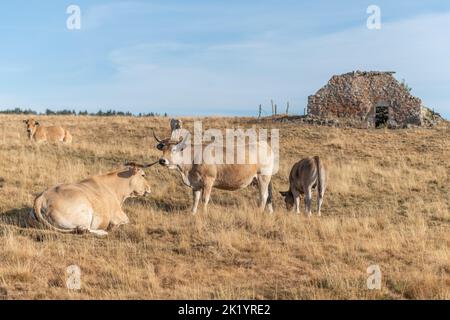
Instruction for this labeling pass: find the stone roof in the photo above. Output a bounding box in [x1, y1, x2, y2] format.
[340, 70, 396, 77]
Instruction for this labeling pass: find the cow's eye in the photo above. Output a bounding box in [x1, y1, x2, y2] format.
[157, 143, 164, 151]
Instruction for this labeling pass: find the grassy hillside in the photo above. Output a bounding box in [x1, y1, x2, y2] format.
[0, 115, 448, 299]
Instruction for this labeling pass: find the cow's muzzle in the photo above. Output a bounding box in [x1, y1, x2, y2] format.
[159, 158, 169, 166]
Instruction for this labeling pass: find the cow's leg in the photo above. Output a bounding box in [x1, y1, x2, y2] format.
[89, 229, 108, 237]
[104, 210, 129, 232]
[292, 189, 301, 214]
[317, 188, 324, 217]
[257, 175, 273, 213]
[75, 226, 107, 237]
[192, 189, 201, 214]
[202, 181, 213, 213]
[109, 211, 130, 229]
[304, 187, 312, 217]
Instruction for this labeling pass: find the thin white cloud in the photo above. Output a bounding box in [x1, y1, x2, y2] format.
[91, 11, 450, 116]
[82, 1, 232, 30]
[0, 63, 27, 74]
[5, 9, 450, 118]
[83, 2, 151, 30]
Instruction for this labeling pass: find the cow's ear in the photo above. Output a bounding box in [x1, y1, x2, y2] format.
[35, 121, 40, 126]
[176, 133, 190, 151]
[176, 142, 187, 152]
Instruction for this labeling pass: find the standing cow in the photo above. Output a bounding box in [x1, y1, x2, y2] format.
[153, 131, 275, 214]
[170, 118, 183, 140]
[280, 156, 326, 216]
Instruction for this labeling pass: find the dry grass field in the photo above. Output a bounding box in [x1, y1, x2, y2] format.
[0, 114, 448, 300]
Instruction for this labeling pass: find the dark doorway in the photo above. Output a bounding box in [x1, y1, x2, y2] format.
[375, 106, 389, 128]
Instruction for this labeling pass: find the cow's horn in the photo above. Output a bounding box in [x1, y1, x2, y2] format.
[152, 130, 162, 143]
[125, 161, 159, 168]
[143, 160, 159, 168]
[124, 161, 139, 167]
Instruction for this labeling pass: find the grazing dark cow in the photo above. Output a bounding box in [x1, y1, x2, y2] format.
[280, 156, 326, 216]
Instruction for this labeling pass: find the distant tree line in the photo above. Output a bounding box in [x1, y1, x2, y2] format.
[0, 107, 167, 117]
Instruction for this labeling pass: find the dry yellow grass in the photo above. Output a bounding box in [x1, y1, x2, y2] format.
[0, 114, 449, 300]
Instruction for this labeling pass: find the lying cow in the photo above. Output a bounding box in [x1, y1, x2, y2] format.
[23, 119, 72, 144]
[280, 156, 326, 216]
[29, 162, 157, 236]
[153, 131, 275, 214]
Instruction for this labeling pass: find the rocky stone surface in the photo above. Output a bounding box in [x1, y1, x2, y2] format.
[421, 106, 445, 127]
[307, 71, 423, 128]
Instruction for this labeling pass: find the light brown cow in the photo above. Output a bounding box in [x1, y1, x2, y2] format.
[29, 162, 157, 236]
[280, 156, 326, 216]
[154, 131, 275, 214]
[23, 119, 72, 144]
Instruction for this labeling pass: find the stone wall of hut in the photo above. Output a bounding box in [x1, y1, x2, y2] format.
[307, 71, 422, 128]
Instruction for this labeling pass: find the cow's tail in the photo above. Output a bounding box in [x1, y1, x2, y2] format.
[63, 130, 72, 144]
[32, 194, 74, 234]
[314, 156, 323, 197]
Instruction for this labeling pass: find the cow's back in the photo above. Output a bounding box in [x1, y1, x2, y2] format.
[201, 140, 274, 190]
[289, 157, 321, 193]
[32, 126, 66, 142]
[45, 126, 67, 142]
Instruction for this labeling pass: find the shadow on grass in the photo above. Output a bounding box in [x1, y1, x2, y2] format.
[126, 197, 190, 212]
[0, 207, 31, 228]
[0, 207, 68, 242]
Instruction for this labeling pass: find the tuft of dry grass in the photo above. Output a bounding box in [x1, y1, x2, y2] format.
[0, 114, 449, 300]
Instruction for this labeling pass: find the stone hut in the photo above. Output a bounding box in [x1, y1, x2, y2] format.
[307, 71, 423, 128]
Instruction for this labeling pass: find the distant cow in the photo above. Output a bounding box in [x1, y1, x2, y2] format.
[280, 156, 326, 216]
[153, 131, 275, 214]
[29, 162, 157, 236]
[170, 118, 183, 131]
[170, 118, 183, 140]
[23, 119, 72, 144]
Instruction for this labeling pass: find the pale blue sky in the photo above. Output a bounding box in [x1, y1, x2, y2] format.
[0, 1, 449, 118]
